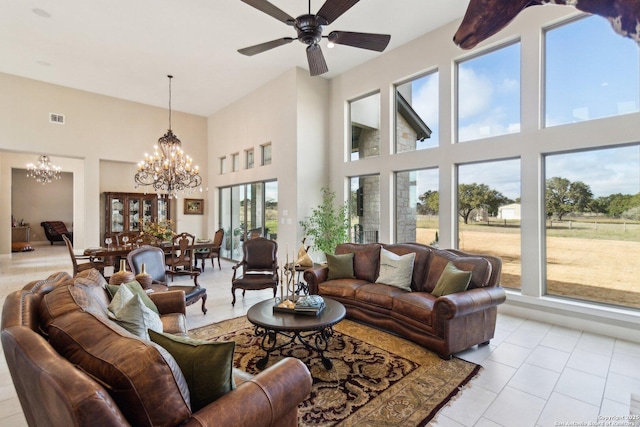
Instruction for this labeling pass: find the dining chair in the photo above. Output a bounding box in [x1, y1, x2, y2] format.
[62, 235, 105, 277]
[127, 245, 207, 314]
[195, 229, 224, 271]
[231, 237, 278, 306]
[165, 232, 197, 280]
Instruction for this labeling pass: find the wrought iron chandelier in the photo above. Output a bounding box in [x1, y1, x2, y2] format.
[26, 155, 61, 184]
[134, 75, 201, 199]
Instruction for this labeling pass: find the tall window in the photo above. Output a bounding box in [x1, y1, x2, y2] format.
[395, 71, 438, 153]
[261, 143, 272, 165]
[457, 42, 521, 142]
[545, 16, 639, 127]
[219, 156, 226, 175]
[350, 93, 380, 161]
[545, 146, 640, 308]
[396, 168, 439, 244]
[457, 159, 522, 289]
[349, 175, 380, 243]
[219, 180, 278, 261]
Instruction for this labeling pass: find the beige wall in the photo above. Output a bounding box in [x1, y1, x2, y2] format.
[0, 73, 208, 254]
[11, 168, 73, 243]
[207, 67, 330, 259]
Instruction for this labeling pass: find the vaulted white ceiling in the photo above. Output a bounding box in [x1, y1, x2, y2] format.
[1, 0, 469, 116]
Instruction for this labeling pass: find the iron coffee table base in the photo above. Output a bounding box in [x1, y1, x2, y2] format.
[254, 325, 336, 370]
[247, 297, 346, 370]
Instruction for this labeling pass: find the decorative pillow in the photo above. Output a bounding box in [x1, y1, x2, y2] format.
[431, 262, 472, 297]
[375, 248, 416, 291]
[107, 280, 159, 315]
[326, 252, 355, 280]
[149, 330, 236, 412]
[108, 285, 163, 340]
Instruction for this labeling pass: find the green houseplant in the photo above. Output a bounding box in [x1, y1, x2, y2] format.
[300, 186, 350, 255]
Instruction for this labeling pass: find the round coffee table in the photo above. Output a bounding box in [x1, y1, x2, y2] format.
[247, 297, 346, 369]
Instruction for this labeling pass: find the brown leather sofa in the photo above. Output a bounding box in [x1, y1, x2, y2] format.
[304, 243, 506, 359]
[1, 270, 312, 427]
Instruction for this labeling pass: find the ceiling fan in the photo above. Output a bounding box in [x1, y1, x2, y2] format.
[237, 0, 391, 76]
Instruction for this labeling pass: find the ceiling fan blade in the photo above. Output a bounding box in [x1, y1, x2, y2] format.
[240, 0, 295, 25]
[328, 31, 391, 52]
[306, 44, 328, 76]
[238, 37, 295, 56]
[316, 0, 359, 25]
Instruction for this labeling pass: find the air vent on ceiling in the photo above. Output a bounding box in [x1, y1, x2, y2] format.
[49, 113, 64, 124]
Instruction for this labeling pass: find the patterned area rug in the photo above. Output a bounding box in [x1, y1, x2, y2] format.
[190, 316, 481, 426]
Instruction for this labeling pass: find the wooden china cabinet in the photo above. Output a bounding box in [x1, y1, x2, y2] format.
[103, 192, 171, 241]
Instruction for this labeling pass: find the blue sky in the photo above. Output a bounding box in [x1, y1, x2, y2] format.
[409, 15, 639, 201]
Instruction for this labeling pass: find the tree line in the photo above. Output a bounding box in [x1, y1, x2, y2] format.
[417, 177, 640, 223]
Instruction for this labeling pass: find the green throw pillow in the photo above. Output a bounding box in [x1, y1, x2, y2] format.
[326, 252, 355, 280]
[107, 285, 163, 340]
[431, 262, 472, 297]
[107, 280, 159, 314]
[148, 330, 236, 412]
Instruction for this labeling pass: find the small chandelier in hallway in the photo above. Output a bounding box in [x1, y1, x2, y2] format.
[134, 75, 201, 199]
[26, 155, 61, 184]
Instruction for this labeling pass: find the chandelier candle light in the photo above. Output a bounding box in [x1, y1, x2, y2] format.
[26, 155, 62, 184]
[134, 75, 201, 199]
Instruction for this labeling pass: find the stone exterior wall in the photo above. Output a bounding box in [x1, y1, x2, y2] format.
[396, 113, 417, 242]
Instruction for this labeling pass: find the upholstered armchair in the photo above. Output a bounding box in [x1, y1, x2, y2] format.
[127, 245, 208, 314]
[231, 237, 278, 306]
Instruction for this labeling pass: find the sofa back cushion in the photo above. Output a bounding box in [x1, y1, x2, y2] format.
[426, 249, 492, 292]
[48, 310, 191, 427]
[335, 243, 380, 283]
[39, 269, 111, 335]
[382, 243, 433, 291]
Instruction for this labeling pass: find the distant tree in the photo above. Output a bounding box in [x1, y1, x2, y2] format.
[545, 177, 593, 220]
[418, 190, 439, 215]
[458, 183, 510, 224]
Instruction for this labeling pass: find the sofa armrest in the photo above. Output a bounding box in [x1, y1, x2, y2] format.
[148, 290, 186, 315]
[303, 266, 328, 295]
[434, 286, 506, 319]
[183, 357, 312, 427]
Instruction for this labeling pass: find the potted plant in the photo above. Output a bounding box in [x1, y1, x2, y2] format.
[300, 186, 349, 257]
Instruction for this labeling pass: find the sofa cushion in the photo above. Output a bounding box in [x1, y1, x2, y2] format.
[318, 279, 369, 299]
[40, 269, 110, 334]
[392, 292, 436, 327]
[431, 262, 472, 297]
[326, 253, 355, 280]
[149, 330, 236, 412]
[336, 243, 381, 282]
[107, 280, 160, 315]
[383, 243, 433, 291]
[354, 283, 407, 309]
[426, 250, 492, 292]
[375, 248, 416, 291]
[108, 285, 163, 340]
[48, 310, 191, 427]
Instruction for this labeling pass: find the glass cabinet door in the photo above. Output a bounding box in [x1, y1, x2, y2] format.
[129, 198, 141, 231]
[157, 199, 168, 222]
[142, 199, 154, 225]
[111, 197, 124, 232]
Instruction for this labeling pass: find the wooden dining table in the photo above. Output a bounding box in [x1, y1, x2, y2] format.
[84, 241, 221, 271]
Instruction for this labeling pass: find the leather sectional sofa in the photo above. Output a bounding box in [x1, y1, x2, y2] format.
[304, 243, 506, 359]
[1, 270, 312, 427]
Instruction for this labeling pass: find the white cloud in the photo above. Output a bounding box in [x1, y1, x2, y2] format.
[458, 66, 493, 119]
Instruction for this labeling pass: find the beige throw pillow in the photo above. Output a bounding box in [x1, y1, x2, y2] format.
[375, 248, 416, 291]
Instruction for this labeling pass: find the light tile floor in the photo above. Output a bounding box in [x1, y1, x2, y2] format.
[0, 243, 638, 427]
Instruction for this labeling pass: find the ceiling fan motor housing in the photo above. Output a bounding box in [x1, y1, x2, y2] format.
[295, 15, 325, 45]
